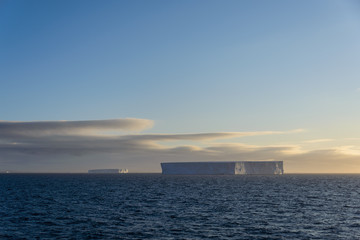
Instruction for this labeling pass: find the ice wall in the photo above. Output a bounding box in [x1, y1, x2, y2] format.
[234, 161, 283, 174]
[88, 169, 120, 174]
[161, 161, 283, 175]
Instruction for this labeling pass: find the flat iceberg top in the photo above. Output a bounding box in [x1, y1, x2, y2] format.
[161, 161, 282, 164]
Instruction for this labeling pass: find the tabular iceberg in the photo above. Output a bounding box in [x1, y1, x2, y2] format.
[161, 161, 283, 175]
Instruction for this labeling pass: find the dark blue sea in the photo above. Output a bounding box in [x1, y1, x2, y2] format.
[1, 174, 360, 239]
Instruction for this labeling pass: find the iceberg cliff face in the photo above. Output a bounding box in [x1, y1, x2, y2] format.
[234, 161, 283, 175]
[88, 169, 120, 174]
[161, 161, 283, 175]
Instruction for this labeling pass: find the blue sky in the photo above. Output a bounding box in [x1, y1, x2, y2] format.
[1, 0, 360, 172]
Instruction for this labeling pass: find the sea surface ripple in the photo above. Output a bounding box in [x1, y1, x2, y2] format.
[1, 174, 360, 239]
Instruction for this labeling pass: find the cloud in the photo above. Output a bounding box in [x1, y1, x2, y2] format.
[118, 129, 301, 142]
[0, 118, 359, 173]
[303, 138, 334, 143]
[335, 145, 360, 155]
[0, 118, 153, 138]
[0, 136, 269, 158]
[0, 119, 304, 157]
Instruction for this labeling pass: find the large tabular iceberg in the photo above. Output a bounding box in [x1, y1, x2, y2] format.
[161, 161, 284, 175]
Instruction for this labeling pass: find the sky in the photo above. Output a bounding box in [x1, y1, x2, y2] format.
[1, 0, 360, 173]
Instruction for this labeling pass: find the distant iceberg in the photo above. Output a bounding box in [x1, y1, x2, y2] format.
[161, 161, 283, 175]
[88, 169, 128, 174]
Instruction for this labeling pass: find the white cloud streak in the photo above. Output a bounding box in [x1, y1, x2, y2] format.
[303, 139, 334, 143]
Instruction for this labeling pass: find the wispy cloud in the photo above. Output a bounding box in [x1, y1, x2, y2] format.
[335, 145, 360, 156]
[0, 118, 359, 173]
[303, 138, 334, 143]
[0, 119, 302, 156]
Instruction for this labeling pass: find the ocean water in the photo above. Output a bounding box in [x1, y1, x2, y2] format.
[1, 174, 360, 239]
